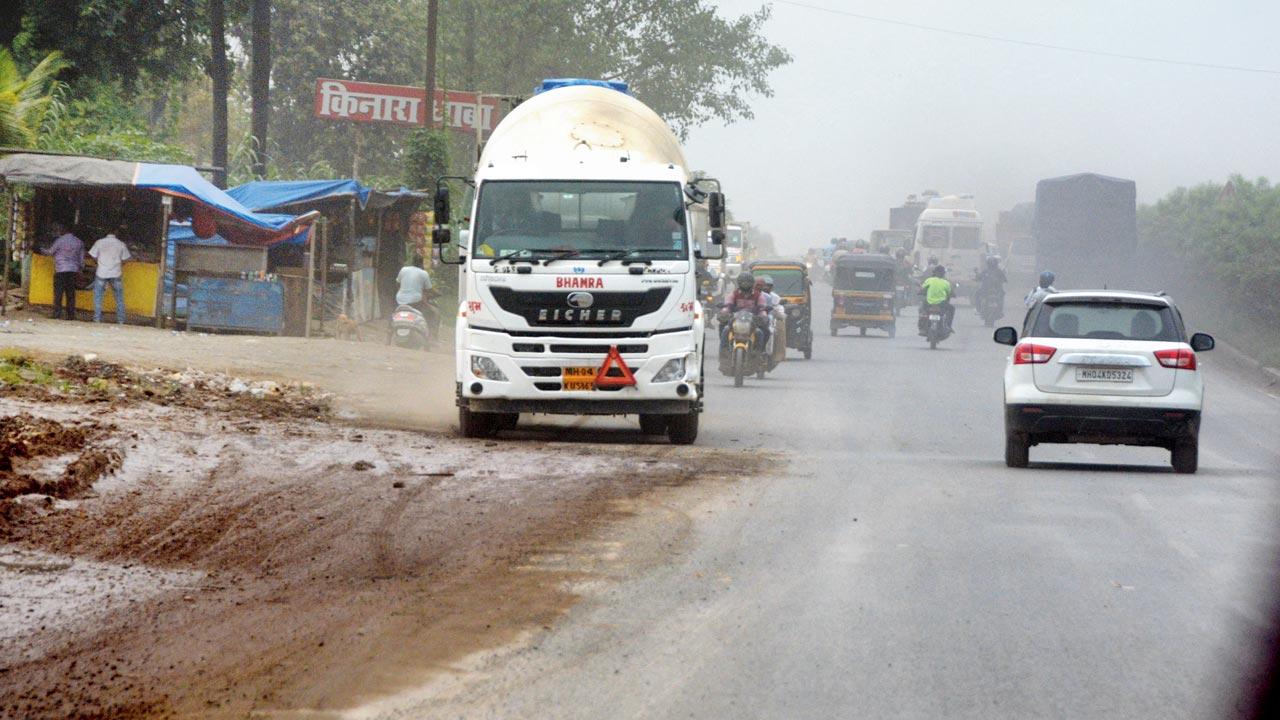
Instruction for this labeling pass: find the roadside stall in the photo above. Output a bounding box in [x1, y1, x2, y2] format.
[0, 153, 315, 328]
[226, 180, 426, 326]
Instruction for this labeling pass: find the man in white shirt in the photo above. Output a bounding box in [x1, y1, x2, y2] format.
[89, 227, 132, 324]
[759, 275, 787, 367]
[395, 255, 438, 339]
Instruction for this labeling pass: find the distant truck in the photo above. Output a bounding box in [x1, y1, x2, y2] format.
[996, 201, 1036, 283]
[870, 229, 913, 255]
[1033, 173, 1136, 290]
[913, 194, 987, 298]
[721, 223, 746, 280]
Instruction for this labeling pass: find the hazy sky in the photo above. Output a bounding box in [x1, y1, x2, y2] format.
[683, 0, 1280, 253]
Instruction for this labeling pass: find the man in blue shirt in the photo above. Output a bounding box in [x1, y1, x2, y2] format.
[40, 221, 84, 320]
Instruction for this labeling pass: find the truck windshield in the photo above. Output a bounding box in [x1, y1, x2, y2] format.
[725, 227, 744, 250]
[951, 226, 983, 249]
[473, 181, 688, 260]
[920, 225, 948, 248]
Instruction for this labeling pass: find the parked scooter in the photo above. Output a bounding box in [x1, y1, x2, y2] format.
[719, 309, 769, 387]
[388, 303, 431, 350]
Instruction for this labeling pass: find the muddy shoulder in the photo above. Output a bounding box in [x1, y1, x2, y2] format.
[1, 353, 766, 718]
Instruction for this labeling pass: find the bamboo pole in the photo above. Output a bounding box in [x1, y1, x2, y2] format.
[319, 219, 329, 336]
[304, 219, 317, 338]
[1, 184, 13, 317]
[154, 196, 172, 328]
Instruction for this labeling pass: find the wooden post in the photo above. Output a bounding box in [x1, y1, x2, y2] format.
[1, 184, 13, 317]
[304, 219, 318, 338]
[154, 195, 173, 328]
[373, 207, 384, 319]
[319, 219, 329, 336]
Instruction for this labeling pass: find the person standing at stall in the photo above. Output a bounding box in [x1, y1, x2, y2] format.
[88, 225, 131, 324]
[39, 221, 84, 320]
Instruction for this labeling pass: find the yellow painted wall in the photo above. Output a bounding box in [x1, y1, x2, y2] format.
[30, 254, 160, 318]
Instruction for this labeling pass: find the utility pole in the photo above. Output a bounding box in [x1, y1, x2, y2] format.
[424, 0, 439, 129]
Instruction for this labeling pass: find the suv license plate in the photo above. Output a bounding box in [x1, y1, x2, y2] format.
[1076, 367, 1134, 383]
[563, 367, 596, 391]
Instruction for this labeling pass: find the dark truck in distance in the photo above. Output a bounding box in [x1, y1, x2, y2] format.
[1033, 173, 1137, 290]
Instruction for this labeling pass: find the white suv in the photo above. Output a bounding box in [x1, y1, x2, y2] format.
[994, 291, 1215, 473]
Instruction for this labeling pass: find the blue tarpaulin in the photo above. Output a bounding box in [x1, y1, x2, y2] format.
[227, 179, 426, 213]
[0, 154, 314, 246]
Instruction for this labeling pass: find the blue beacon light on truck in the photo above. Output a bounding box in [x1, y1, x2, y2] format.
[535, 78, 630, 95]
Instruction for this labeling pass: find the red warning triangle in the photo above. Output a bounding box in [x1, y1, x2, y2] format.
[594, 346, 637, 388]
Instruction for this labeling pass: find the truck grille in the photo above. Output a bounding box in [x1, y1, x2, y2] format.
[488, 287, 671, 328]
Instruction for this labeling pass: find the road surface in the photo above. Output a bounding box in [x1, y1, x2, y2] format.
[373, 288, 1280, 719]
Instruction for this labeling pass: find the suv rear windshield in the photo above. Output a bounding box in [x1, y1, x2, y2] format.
[1033, 301, 1182, 342]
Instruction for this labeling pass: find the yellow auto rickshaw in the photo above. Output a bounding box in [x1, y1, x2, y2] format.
[749, 258, 813, 359]
[830, 254, 897, 337]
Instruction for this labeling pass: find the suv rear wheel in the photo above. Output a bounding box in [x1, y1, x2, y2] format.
[1005, 432, 1030, 468]
[1171, 437, 1198, 474]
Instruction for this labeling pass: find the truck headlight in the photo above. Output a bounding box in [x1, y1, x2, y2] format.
[470, 355, 508, 381]
[652, 357, 686, 383]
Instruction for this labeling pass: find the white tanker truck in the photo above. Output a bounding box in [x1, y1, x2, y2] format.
[432, 79, 725, 444]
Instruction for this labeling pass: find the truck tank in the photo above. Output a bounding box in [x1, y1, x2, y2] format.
[479, 84, 688, 175]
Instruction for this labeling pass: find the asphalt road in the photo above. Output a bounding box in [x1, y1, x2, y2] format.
[380, 288, 1280, 720]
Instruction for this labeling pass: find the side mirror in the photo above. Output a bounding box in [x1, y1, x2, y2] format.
[708, 192, 725, 232]
[993, 326, 1018, 346]
[435, 184, 450, 224]
[1189, 332, 1215, 352]
[432, 226, 452, 246]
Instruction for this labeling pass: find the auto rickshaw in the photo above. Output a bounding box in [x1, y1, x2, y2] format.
[830, 254, 897, 337]
[748, 258, 813, 360]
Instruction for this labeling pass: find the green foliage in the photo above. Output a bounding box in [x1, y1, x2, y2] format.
[1138, 175, 1280, 336]
[0, 47, 66, 147]
[38, 80, 193, 163]
[404, 128, 451, 189]
[10, 0, 206, 95]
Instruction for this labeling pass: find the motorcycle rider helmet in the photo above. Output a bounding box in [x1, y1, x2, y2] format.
[760, 274, 774, 291]
[736, 272, 755, 293]
[986, 256, 1000, 269]
[1039, 270, 1056, 287]
[932, 265, 947, 278]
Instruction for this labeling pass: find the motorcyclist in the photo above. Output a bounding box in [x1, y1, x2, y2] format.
[395, 254, 439, 338]
[1024, 270, 1058, 307]
[919, 265, 955, 334]
[974, 255, 1007, 309]
[719, 271, 770, 357]
[760, 274, 787, 366]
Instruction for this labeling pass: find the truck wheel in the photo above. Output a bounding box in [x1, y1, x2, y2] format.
[639, 414, 668, 435]
[667, 411, 699, 445]
[1171, 438, 1198, 474]
[803, 343, 812, 360]
[459, 407, 496, 439]
[1005, 432, 1029, 468]
[495, 413, 519, 431]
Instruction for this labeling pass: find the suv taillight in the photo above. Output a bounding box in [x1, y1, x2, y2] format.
[1154, 347, 1197, 370]
[1013, 342, 1056, 365]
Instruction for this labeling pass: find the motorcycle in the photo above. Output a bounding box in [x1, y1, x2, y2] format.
[921, 303, 951, 350]
[976, 286, 1004, 327]
[388, 303, 431, 350]
[719, 309, 769, 387]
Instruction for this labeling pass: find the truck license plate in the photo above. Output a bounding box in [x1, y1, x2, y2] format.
[562, 367, 596, 391]
[1075, 367, 1134, 382]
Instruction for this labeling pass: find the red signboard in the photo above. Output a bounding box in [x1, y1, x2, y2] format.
[313, 78, 502, 132]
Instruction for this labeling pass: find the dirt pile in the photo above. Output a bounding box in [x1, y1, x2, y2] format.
[0, 413, 119, 501]
[1, 352, 331, 420]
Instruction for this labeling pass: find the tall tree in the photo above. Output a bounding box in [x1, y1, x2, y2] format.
[208, 0, 230, 186]
[0, 48, 66, 147]
[250, 0, 271, 178]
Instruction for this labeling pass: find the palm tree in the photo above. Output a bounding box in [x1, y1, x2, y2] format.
[0, 48, 66, 148]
